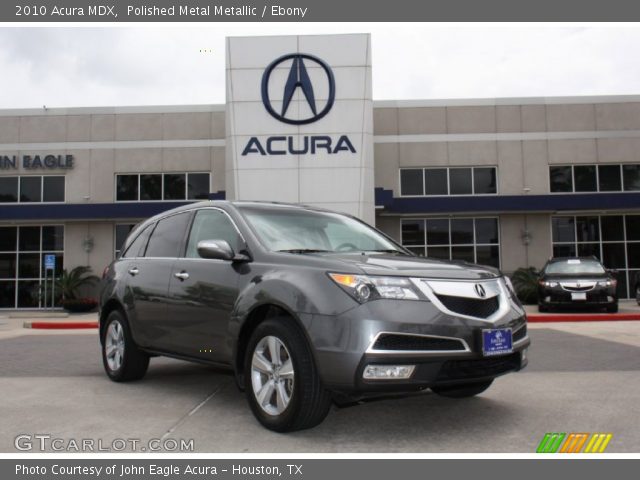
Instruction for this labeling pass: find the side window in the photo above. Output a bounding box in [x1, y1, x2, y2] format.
[145, 212, 192, 258]
[186, 209, 243, 258]
[122, 224, 153, 258]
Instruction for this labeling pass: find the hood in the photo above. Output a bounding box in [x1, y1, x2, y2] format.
[325, 253, 501, 280]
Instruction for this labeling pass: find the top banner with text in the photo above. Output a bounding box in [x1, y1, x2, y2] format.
[3, 0, 640, 22]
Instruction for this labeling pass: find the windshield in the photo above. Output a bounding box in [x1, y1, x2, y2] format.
[238, 206, 406, 254]
[545, 259, 606, 275]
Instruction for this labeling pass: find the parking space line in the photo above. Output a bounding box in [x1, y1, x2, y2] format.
[160, 386, 223, 440]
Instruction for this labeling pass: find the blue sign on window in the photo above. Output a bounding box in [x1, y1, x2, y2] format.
[44, 254, 56, 270]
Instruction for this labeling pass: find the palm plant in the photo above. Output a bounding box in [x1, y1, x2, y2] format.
[55, 266, 100, 300]
[510, 267, 540, 305]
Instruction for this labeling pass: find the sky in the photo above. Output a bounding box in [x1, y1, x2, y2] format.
[0, 24, 638, 109]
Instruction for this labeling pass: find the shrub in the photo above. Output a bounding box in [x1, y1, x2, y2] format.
[510, 267, 540, 304]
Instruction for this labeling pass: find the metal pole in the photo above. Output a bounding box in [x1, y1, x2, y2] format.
[43, 268, 47, 310]
[51, 267, 55, 309]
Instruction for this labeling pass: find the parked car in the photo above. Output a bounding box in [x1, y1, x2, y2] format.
[537, 257, 618, 313]
[99, 201, 530, 432]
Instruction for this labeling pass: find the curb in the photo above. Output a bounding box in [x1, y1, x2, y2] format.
[528, 313, 640, 323]
[24, 321, 99, 330]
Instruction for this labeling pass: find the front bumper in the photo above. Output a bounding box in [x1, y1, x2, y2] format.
[538, 287, 616, 308]
[299, 296, 529, 395]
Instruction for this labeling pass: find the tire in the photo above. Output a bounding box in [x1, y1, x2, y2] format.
[606, 304, 619, 314]
[431, 379, 494, 398]
[244, 317, 332, 432]
[538, 304, 548, 313]
[101, 310, 149, 382]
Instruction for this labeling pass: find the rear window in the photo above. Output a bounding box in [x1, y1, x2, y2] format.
[545, 259, 605, 275]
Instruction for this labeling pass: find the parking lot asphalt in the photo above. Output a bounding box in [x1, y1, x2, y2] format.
[0, 321, 639, 453]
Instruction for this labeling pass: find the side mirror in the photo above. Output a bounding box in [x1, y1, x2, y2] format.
[197, 240, 235, 261]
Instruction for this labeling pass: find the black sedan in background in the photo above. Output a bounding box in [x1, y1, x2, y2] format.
[538, 257, 618, 313]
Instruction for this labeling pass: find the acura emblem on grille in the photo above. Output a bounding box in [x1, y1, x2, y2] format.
[474, 284, 486, 298]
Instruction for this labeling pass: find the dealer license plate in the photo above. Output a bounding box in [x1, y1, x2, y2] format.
[571, 292, 587, 301]
[482, 328, 513, 356]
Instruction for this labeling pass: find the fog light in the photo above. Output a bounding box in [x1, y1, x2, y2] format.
[363, 365, 415, 380]
[521, 348, 528, 363]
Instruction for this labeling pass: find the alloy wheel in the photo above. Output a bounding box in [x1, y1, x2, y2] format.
[105, 320, 125, 371]
[250, 335, 295, 416]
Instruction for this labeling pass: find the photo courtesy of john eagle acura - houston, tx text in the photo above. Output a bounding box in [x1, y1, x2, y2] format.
[95, 34, 529, 432]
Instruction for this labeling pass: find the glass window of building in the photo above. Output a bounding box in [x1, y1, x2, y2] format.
[550, 166, 573, 192]
[116, 173, 209, 201]
[401, 217, 500, 267]
[550, 164, 640, 193]
[42, 176, 65, 202]
[399, 169, 424, 196]
[187, 173, 211, 200]
[623, 165, 640, 191]
[140, 174, 162, 201]
[0, 177, 18, 202]
[573, 165, 597, 192]
[473, 167, 497, 194]
[424, 169, 448, 195]
[19, 177, 42, 203]
[449, 168, 473, 195]
[400, 167, 497, 197]
[116, 175, 138, 201]
[0, 225, 64, 309]
[551, 214, 640, 298]
[598, 165, 622, 191]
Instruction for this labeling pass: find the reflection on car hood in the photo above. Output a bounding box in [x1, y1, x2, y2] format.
[325, 253, 500, 280]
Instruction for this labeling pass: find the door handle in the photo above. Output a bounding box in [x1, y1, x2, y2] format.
[128, 267, 139, 276]
[174, 271, 190, 281]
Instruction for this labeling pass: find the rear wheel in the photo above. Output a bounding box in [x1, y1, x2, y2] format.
[431, 379, 494, 398]
[101, 310, 149, 382]
[244, 317, 332, 432]
[606, 304, 619, 313]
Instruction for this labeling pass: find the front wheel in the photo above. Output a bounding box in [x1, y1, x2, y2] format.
[244, 317, 332, 432]
[101, 310, 149, 382]
[431, 379, 494, 398]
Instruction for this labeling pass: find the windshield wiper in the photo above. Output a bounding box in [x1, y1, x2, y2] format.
[277, 249, 331, 254]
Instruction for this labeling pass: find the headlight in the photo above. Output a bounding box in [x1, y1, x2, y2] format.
[539, 280, 558, 288]
[597, 279, 617, 288]
[328, 273, 421, 303]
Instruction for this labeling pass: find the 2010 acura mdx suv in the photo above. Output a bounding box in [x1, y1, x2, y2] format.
[99, 201, 530, 431]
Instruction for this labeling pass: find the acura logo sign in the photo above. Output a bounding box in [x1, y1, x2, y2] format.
[474, 284, 487, 298]
[261, 53, 336, 125]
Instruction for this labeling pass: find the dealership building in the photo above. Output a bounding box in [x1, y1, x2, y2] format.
[1, 33, 640, 309]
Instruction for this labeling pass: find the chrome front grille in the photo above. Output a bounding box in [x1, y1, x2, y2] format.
[561, 281, 596, 292]
[414, 277, 510, 322]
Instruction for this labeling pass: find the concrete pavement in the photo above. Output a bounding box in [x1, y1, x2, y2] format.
[0, 320, 639, 453]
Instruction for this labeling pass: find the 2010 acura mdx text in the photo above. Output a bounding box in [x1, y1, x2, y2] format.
[99, 201, 530, 431]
